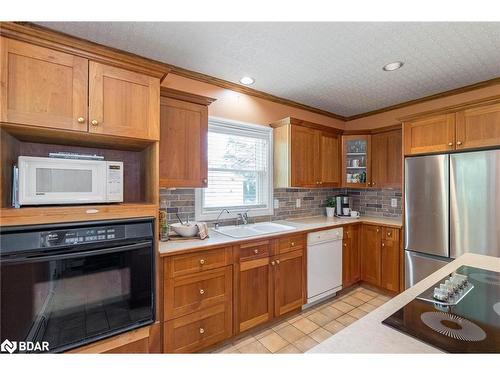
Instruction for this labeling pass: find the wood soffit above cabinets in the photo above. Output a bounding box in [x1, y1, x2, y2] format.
[3, 22, 499, 123]
[160, 87, 216, 106]
[398, 94, 500, 122]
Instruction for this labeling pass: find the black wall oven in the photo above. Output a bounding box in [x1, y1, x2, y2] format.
[0, 217, 155, 353]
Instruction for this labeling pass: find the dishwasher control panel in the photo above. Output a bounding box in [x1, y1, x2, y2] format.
[307, 227, 343, 245]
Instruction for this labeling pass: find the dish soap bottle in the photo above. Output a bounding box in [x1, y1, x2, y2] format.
[159, 199, 169, 241]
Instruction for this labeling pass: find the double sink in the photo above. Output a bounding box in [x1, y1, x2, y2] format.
[213, 222, 295, 238]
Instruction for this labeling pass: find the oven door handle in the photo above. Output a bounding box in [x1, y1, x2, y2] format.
[1, 241, 152, 264]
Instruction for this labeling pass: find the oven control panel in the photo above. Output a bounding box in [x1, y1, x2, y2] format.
[41, 226, 126, 247]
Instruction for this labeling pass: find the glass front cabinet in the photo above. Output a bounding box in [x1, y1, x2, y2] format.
[341, 135, 371, 188]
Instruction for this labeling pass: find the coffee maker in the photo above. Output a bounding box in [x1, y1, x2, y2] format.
[335, 194, 351, 217]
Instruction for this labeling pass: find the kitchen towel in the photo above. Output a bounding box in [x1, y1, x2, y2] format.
[196, 222, 209, 240]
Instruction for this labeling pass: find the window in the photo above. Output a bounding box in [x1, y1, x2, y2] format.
[195, 118, 273, 221]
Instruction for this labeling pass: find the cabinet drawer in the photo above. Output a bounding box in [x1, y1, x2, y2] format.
[165, 247, 232, 277]
[238, 240, 271, 261]
[164, 304, 232, 353]
[164, 267, 232, 320]
[278, 234, 305, 254]
[383, 227, 399, 242]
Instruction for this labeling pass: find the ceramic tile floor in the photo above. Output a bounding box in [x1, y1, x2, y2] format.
[212, 285, 391, 354]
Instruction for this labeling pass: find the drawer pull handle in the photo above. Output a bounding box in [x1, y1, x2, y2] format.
[199, 328, 205, 334]
[199, 289, 205, 295]
[199, 259, 205, 265]
[291, 242, 295, 246]
[253, 249, 259, 254]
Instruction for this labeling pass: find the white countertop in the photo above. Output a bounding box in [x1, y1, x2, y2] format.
[159, 215, 402, 256]
[308, 253, 500, 353]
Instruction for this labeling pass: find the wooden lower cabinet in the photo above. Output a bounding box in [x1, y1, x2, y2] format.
[164, 303, 232, 353]
[360, 224, 401, 292]
[236, 257, 274, 333]
[342, 224, 361, 288]
[274, 249, 306, 317]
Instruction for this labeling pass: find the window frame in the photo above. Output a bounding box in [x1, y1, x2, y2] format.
[195, 117, 274, 221]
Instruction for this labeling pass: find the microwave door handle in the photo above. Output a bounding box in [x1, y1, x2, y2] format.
[0, 240, 152, 265]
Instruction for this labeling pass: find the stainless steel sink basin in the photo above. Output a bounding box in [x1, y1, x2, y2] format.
[213, 222, 295, 238]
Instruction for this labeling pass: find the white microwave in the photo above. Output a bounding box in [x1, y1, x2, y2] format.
[17, 156, 124, 206]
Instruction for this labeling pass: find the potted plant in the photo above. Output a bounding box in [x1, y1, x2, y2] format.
[326, 197, 336, 217]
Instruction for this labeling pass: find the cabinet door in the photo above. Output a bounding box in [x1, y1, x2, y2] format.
[360, 225, 381, 286]
[371, 130, 402, 188]
[456, 102, 500, 150]
[0, 37, 88, 131]
[290, 125, 320, 187]
[380, 237, 400, 292]
[404, 114, 455, 155]
[342, 225, 360, 288]
[320, 131, 341, 187]
[342, 135, 371, 188]
[274, 249, 305, 317]
[89, 61, 160, 140]
[159, 98, 208, 187]
[236, 257, 273, 333]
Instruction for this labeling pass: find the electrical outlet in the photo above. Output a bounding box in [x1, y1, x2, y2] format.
[274, 199, 279, 209]
[391, 198, 398, 208]
[296, 198, 301, 208]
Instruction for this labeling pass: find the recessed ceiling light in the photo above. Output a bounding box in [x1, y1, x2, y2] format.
[383, 61, 404, 71]
[239, 76, 255, 85]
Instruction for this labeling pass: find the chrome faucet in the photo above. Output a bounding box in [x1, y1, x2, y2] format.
[214, 209, 230, 230]
[237, 212, 249, 225]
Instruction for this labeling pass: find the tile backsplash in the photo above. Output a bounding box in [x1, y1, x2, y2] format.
[160, 186, 402, 225]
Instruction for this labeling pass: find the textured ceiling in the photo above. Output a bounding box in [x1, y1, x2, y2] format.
[36, 22, 500, 117]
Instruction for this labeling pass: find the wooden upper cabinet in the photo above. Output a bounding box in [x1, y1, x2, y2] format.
[403, 113, 455, 155]
[273, 249, 305, 317]
[89, 62, 160, 140]
[272, 117, 342, 188]
[319, 132, 341, 187]
[159, 89, 215, 188]
[290, 125, 320, 187]
[371, 129, 402, 188]
[455, 102, 500, 150]
[0, 37, 88, 131]
[341, 134, 371, 188]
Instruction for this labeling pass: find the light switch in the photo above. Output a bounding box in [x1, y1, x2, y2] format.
[391, 198, 398, 208]
[296, 198, 301, 208]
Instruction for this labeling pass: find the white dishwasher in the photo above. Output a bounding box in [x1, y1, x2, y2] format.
[306, 227, 343, 307]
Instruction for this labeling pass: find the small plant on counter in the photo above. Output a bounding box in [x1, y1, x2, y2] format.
[326, 197, 336, 217]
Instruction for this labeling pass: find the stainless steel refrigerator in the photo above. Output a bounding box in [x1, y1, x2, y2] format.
[405, 149, 500, 288]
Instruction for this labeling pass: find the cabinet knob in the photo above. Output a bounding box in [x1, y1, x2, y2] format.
[448, 142, 453, 146]
[253, 249, 259, 254]
[376, 228, 380, 233]
[199, 259, 205, 265]
[199, 328, 205, 334]
[276, 259, 280, 265]
[319, 181, 323, 185]
[382, 242, 385, 247]
[387, 231, 392, 236]
[344, 243, 347, 247]
[199, 289, 205, 295]
[202, 178, 208, 184]
[91, 119, 99, 126]
[457, 141, 463, 146]
[271, 261, 276, 266]
[291, 242, 295, 246]
[372, 181, 376, 186]
[367, 182, 371, 186]
[77, 117, 85, 123]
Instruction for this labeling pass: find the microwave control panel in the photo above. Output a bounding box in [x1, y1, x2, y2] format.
[41, 226, 126, 247]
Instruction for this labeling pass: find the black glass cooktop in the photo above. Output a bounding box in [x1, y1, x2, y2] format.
[382, 266, 500, 353]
